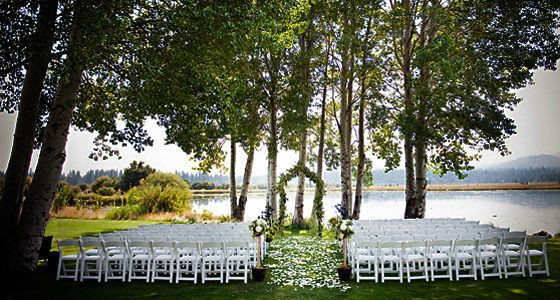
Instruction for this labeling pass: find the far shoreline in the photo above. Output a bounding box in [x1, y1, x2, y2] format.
[191, 182, 560, 197]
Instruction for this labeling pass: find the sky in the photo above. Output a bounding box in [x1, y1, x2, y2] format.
[1, 64, 559, 177]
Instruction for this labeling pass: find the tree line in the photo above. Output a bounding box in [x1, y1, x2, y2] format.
[0, 0, 559, 280]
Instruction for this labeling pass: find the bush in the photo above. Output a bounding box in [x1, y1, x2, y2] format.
[78, 183, 88, 192]
[127, 185, 192, 214]
[120, 161, 155, 191]
[124, 172, 192, 215]
[52, 181, 76, 212]
[91, 176, 115, 193]
[105, 205, 143, 220]
[97, 186, 116, 196]
[142, 172, 189, 189]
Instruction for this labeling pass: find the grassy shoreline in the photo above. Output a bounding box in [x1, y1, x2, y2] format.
[192, 182, 560, 197]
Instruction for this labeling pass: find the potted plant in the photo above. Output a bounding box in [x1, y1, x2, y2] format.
[249, 218, 269, 281]
[334, 218, 354, 281]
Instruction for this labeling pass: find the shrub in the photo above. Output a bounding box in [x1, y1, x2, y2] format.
[78, 183, 88, 192]
[97, 186, 116, 196]
[125, 172, 192, 215]
[120, 161, 155, 191]
[105, 205, 143, 220]
[91, 176, 115, 193]
[52, 181, 76, 212]
[142, 172, 189, 189]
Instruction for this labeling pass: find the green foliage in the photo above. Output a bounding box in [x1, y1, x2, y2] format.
[78, 183, 88, 192]
[125, 172, 192, 215]
[119, 161, 155, 191]
[277, 163, 325, 237]
[142, 172, 189, 190]
[96, 186, 116, 196]
[105, 205, 143, 221]
[90, 176, 115, 193]
[52, 181, 76, 212]
[190, 181, 216, 190]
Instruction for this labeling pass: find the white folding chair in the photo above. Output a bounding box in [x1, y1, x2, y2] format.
[225, 241, 251, 283]
[201, 241, 225, 283]
[102, 240, 127, 281]
[175, 241, 200, 283]
[524, 236, 550, 277]
[56, 239, 80, 281]
[477, 238, 502, 280]
[377, 241, 403, 283]
[402, 241, 429, 282]
[453, 239, 478, 280]
[354, 241, 379, 282]
[151, 241, 175, 283]
[127, 240, 152, 282]
[501, 237, 526, 278]
[79, 239, 103, 282]
[427, 240, 453, 281]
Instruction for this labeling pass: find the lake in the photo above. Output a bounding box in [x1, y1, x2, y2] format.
[193, 190, 560, 234]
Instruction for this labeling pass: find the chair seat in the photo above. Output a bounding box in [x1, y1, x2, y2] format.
[357, 255, 376, 261]
[479, 251, 497, 258]
[61, 254, 78, 260]
[107, 254, 125, 260]
[483, 245, 497, 251]
[204, 255, 223, 261]
[179, 255, 198, 262]
[154, 254, 173, 260]
[85, 249, 99, 255]
[527, 249, 543, 255]
[404, 254, 424, 261]
[131, 254, 150, 260]
[506, 244, 520, 250]
[83, 255, 102, 260]
[430, 253, 449, 260]
[504, 251, 522, 257]
[456, 253, 473, 260]
[228, 255, 249, 261]
[382, 255, 400, 262]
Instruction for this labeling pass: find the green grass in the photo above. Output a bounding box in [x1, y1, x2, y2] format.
[44, 218, 159, 250]
[9, 219, 560, 299]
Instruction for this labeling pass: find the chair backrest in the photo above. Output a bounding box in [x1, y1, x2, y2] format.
[80, 236, 99, 242]
[128, 240, 151, 248]
[482, 232, 503, 239]
[200, 241, 224, 255]
[526, 236, 547, 244]
[79, 239, 102, 255]
[379, 241, 403, 249]
[102, 240, 125, 254]
[453, 239, 478, 254]
[429, 239, 453, 248]
[505, 231, 526, 238]
[57, 239, 80, 254]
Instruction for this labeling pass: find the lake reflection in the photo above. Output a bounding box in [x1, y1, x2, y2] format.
[192, 190, 560, 234]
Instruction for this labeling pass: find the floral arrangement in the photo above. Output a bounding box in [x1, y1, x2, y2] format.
[330, 217, 354, 241]
[330, 218, 354, 269]
[249, 218, 269, 270]
[249, 218, 268, 237]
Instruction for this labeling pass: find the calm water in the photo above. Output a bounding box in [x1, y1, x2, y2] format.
[193, 190, 560, 234]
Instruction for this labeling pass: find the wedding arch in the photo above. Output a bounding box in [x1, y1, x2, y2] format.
[277, 164, 325, 236]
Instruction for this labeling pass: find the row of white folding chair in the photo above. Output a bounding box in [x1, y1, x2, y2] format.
[351, 236, 548, 283]
[57, 239, 255, 283]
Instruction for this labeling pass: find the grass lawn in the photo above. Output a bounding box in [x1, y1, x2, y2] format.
[8, 219, 560, 299]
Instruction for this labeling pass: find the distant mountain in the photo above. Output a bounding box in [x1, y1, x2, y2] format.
[490, 154, 560, 169]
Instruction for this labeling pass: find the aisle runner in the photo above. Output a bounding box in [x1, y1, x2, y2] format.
[266, 236, 351, 291]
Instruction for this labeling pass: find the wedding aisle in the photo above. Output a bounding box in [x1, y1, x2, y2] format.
[266, 235, 351, 291]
